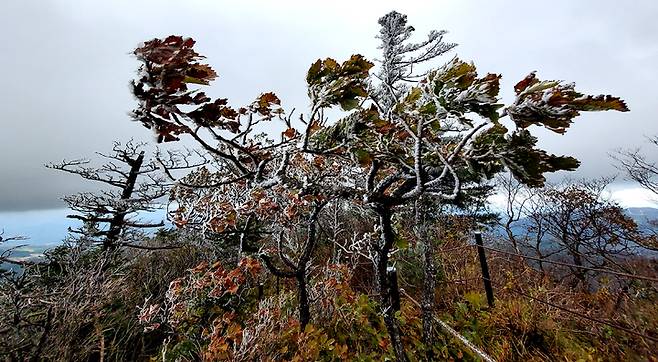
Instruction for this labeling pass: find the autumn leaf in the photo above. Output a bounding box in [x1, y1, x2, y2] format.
[254, 92, 282, 115]
[306, 54, 374, 110]
[514, 72, 538, 94]
[224, 279, 239, 294]
[191, 261, 209, 274]
[378, 338, 390, 350]
[507, 75, 629, 134]
[313, 156, 325, 168]
[572, 94, 629, 112]
[283, 127, 297, 139]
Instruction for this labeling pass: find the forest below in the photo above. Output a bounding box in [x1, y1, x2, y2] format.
[1, 11, 657, 362]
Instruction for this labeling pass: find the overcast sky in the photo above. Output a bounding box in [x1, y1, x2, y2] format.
[1, 0, 658, 213]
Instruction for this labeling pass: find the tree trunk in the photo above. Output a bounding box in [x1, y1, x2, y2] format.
[570, 247, 587, 288]
[296, 270, 311, 330]
[375, 206, 407, 362]
[421, 236, 436, 359]
[104, 152, 145, 249]
[416, 200, 435, 360]
[295, 207, 321, 331]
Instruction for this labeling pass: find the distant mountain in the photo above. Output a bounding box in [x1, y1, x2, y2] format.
[3, 207, 658, 271]
[0, 208, 168, 271]
[0, 246, 49, 272]
[497, 207, 658, 233]
[490, 207, 658, 258]
[624, 207, 658, 218]
[625, 207, 658, 230]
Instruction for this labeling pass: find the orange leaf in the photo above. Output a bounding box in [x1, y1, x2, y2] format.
[283, 127, 297, 139]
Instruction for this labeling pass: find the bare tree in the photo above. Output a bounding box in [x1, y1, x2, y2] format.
[47, 141, 173, 250]
[541, 180, 640, 285]
[614, 136, 658, 196]
[613, 136, 658, 251]
[0, 265, 53, 361]
[502, 178, 642, 287]
[496, 172, 534, 253]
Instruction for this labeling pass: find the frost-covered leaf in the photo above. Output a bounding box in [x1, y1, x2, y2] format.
[306, 55, 374, 111]
[507, 74, 629, 134]
[310, 106, 378, 150]
[430, 58, 477, 93]
[423, 58, 503, 121]
[132, 35, 237, 142]
[468, 126, 580, 186]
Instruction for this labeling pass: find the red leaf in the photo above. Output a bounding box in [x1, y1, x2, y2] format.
[514, 72, 538, 94]
[282, 128, 297, 139]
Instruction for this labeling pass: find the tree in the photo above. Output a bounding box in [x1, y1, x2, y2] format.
[129, 11, 629, 360]
[131, 35, 365, 329]
[48, 141, 176, 250]
[613, 136, 658, 251]
[499, 177, 642, 287]
[308, 11, 628, 359]
[614, 136, 658, 196]
[496, 172, 554, 267]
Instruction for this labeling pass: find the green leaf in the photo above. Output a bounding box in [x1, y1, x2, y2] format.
[339, 98, 360, 111]
[183, 76, 210, 85]
[306, 55, 374, 110]
[505, 130, 580, 186]
[306, 59, 322, 84]
[405, 87, 423, 103]
[395, 235, 409, 250]
[354, 149, 373, 167]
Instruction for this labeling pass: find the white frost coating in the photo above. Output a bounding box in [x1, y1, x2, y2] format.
[258, 175, 280, 188]
[541, 89, 554, 103]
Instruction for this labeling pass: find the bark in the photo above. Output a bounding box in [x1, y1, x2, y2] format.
[416, 200, 436, 360]
[296, 271, 311, 330]
[421, 235, 436, 359]
[375, 206, 407, 362]
[259, 205, 322, 331]
[296, 206, 320, 330]
[569, 246, 588, 288]
[104, 152, 145, 249]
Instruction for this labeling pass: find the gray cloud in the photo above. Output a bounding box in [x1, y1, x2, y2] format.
[1, 0, 657, 211]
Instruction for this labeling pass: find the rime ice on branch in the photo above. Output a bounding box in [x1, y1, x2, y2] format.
[130, 12, 629, 360]
[48, 141, 175, 250]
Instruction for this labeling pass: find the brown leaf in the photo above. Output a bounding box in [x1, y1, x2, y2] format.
[313, 156, 325, 168]
[572, 94, 629, 112]
[282, 127, 297, 139]
[514, 72, 538, 94]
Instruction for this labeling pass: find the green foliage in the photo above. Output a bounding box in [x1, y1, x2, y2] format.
[306, 55, 374, 111]
[468, 125, 581, 187]
[427, 58, 503, 122]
